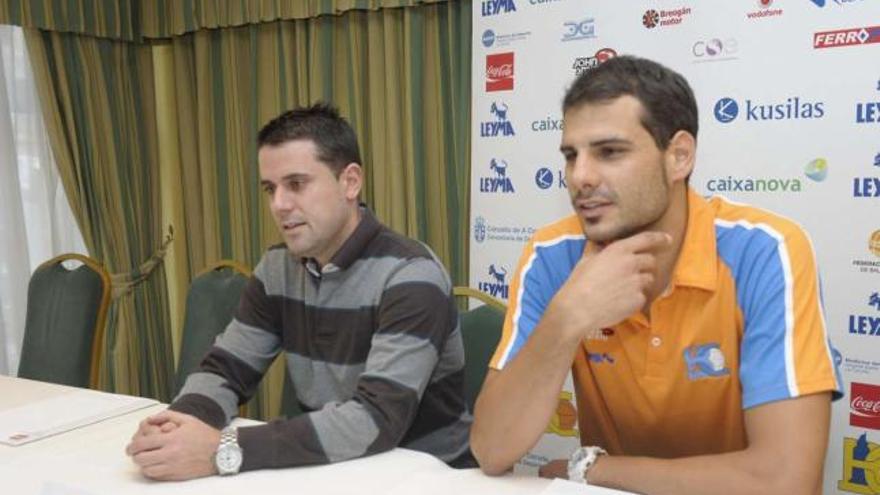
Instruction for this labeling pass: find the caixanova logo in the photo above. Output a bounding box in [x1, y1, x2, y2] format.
[852, 382, 880, 430]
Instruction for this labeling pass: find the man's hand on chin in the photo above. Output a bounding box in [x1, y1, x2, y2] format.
[125, 410, 222, 481]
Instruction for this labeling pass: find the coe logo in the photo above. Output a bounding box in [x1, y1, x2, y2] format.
[692, 37, 738, 60]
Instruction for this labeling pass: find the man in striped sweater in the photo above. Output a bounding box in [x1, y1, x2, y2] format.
[126, 104, 472, 480]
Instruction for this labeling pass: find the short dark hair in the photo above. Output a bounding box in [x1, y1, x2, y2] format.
[562, 55, 698, 150]
[257, 102, 362, 175]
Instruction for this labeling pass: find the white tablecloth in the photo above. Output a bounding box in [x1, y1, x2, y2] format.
[0, 376, 631, 495]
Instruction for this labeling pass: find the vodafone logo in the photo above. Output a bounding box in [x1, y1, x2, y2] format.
[486, 52, 514, 92]
[850, 382, 880, 430]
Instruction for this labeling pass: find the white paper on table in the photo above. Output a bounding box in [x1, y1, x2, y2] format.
[539, 478, 638, 495]
[0, 389, 157, 446]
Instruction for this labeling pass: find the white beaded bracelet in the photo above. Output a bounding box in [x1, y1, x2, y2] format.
[567, 446, 607, 484]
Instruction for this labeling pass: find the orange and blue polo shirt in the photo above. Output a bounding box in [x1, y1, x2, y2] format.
[489, 188, 842, 457]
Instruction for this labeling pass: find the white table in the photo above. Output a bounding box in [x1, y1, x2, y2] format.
[0, 376, 630, 494]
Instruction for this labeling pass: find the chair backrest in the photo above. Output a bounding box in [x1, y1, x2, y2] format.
[18, 254, 111, 389]
[175, 261, 250, 395]
[453, 287, 506, 412]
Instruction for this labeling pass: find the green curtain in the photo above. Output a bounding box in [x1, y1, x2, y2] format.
[0, 0, 450, 40]
[15, 1, 471, 410]
[160, 2, 470, 281]
[24, 29, 175, 401]
[0, 1, 140, 40]
[140, 0, 450, 38]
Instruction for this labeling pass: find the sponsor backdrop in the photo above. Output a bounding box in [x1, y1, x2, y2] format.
[469, 1, 880, 492]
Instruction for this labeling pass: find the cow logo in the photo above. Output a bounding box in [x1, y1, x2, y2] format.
[480, 102, 516, 137]
[478, 264, 510, 299]
[479, 159, 515, 194]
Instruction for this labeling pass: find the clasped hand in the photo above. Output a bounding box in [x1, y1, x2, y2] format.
[125, 410, 222, 481]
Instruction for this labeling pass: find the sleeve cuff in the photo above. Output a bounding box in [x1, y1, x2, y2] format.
[168, 393, 227, 429]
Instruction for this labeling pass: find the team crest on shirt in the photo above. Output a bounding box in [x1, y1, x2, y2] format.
[683, 343, 730, 380]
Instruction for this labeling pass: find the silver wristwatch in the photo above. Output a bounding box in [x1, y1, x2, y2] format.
[214, 426, 243, 475]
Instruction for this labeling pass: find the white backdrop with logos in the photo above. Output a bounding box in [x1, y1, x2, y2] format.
[469, 1, 880, 493]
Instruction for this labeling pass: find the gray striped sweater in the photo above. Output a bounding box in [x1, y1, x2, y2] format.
[170, 209, 471, 470]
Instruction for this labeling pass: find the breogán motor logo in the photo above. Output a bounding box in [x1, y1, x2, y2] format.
[642, 7, 691, 29]
[838, 432, 880, 494]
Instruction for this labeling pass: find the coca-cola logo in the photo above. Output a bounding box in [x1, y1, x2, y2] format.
[485, 52, 514, 92]
[487, 64, 513, 79]
[850, 382, 880, 429]
[852, 395, 880, 415]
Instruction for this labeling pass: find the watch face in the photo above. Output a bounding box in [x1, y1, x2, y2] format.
[217, 446, 242, 473]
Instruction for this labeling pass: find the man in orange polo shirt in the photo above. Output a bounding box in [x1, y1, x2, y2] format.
[470, 56, 841, 494]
